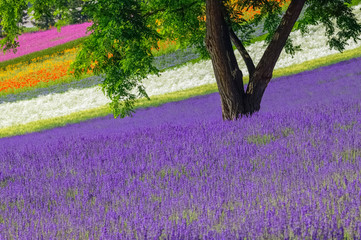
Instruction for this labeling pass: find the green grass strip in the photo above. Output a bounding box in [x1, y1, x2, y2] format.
[1, 44, 361, 139]
[20, 27, 40, 33]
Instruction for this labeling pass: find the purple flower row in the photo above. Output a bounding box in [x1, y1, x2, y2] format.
[0, 58, 360, 239]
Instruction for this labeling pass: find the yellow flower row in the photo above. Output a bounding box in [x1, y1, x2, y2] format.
[0, 48, 79, 93]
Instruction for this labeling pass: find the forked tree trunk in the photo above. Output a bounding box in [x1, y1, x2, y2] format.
[205, 0, 306, 120]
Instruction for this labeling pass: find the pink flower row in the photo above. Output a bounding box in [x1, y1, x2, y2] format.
[0, 22, 92, 62]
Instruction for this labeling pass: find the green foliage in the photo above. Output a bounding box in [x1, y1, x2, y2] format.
[67, 0, 90, 24]
[0, 0, 28, 53]
[349, 0, 361, 6]
[30, 0, 58, 30]
[28, 0, 70, 30]
[297, 0, 361, 52]
[70, 0, 161, 117]
[29, 0, 90, 29]
[144, 0, 207, 56]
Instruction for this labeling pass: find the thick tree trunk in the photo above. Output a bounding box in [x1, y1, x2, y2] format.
[205, 0, 306, 120]
[205, 0, 245, 120]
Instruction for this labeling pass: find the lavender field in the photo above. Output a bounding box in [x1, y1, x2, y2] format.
[0, 57, 361, 239]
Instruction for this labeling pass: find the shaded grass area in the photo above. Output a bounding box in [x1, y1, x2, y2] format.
[1, 45, 361, 139]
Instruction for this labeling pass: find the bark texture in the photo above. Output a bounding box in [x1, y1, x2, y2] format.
[205, 0, 245, 120]
[205, 0, 306, 120]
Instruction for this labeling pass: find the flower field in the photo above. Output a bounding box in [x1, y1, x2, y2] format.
[0, 48, 78, 93]
[0, 23, 92, 62]
[1, 2, 361, 239]
[1, 56, 361, 238]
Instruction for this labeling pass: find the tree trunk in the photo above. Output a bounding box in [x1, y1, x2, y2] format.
[205, 0, 245, 120]
[205, 0, 306, 120]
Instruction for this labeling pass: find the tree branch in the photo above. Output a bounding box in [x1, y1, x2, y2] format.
[244, 0, 306, 110]
[229, 27, 255, 77]
[253, 0, 306, 80]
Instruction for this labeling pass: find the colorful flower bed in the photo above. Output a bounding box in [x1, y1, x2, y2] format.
[0, 23, 92, 62]
[0, 56, 360, 238]
[0, 48, 78, 92]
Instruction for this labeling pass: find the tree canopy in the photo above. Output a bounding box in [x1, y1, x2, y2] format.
[1, 0, 360, 119]
[28, 0, 90, 30]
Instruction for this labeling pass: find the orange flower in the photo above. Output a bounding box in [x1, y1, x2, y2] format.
[0, 61, 73, 92]
[226, 0, 290, 21]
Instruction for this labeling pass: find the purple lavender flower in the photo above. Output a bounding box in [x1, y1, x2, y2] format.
[0, 57, 360, 238]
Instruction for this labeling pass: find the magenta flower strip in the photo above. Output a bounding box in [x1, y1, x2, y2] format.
[0, 22, 92, 62]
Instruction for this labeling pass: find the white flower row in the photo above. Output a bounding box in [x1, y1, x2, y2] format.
[1, 4, 360, 128]
[0, 87, 108, 128]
